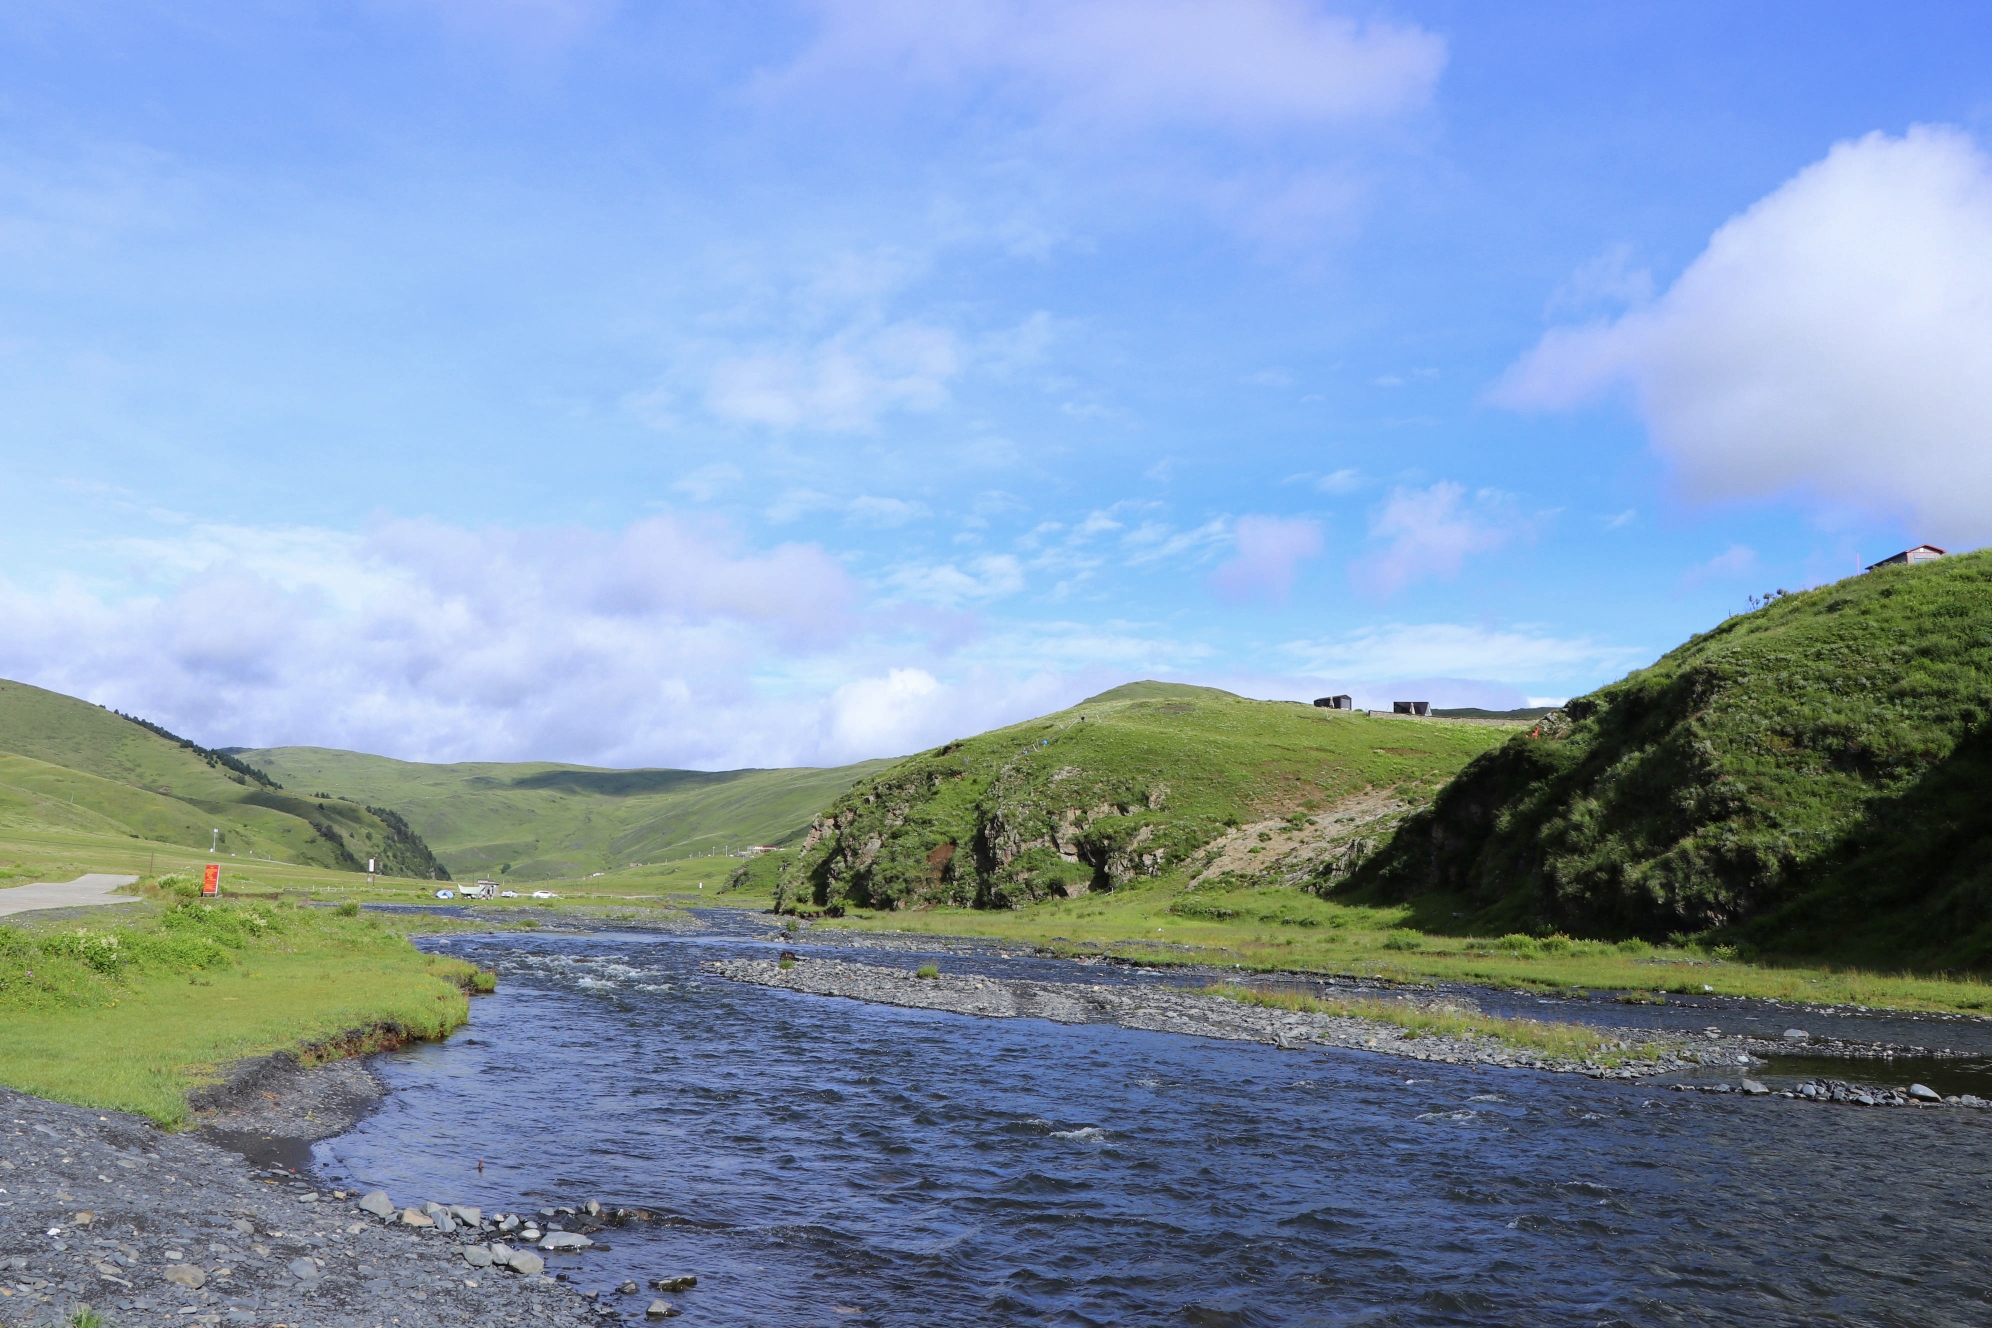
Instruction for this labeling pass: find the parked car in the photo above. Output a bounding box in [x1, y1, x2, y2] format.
[530, 890, 557, 899]
[499, 890, 519, 898]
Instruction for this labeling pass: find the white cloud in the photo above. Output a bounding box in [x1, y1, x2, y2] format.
[1350, 481, 1521, 595]
[1283, 622, 1645, 683]
[1316, 468, 1362, 494]
[845, 495, 930, 528]
[819, 664, 1083, 761]
[885, 554, 1025, 606]
[780, 0, 1445, 132]
[707, 319, 960, 432]
[765, 488, 839, 524]
[1207, 514, 1323, 603]
[1544, 241, 1654, 317]
[1121, 517, 1229, 566]
[1682, 543, 1758, 586]
[0, 515, 903, 769]
[1498, 125, 1992, 545]
[673, 462, 743, 502]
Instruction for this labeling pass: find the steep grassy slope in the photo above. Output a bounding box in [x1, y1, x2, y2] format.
[777, 682, 1514, 912]
[237, 746, 892, 881]
[0, 679, 447, 876]
[1347, 550, 1992, 966]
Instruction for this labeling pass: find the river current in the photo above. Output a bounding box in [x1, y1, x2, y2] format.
[315, 914, 1992, 1326]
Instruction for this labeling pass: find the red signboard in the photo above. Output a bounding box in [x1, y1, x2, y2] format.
[202, 864, 220, 896]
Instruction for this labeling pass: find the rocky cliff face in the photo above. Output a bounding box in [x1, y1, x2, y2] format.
[777, 746, 1201, 912]
[771, 684, 1511, 915]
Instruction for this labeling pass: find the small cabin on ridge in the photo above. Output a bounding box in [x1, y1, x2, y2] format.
[1392, 701, 1430, 716]
[1866, 545, 1945, 571]
[1313, 695, 1354, 710]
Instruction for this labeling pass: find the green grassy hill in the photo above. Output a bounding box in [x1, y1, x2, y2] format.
[235, 746, 893, 882]
[1346, 549, 1992, 966]
[777, 681, 1515, 913]
[0, 679, 447, 876]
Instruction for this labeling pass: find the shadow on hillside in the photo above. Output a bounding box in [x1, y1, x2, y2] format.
[1738, 718, 1992, 973]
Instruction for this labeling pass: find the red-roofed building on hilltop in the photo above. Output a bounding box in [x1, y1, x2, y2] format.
[1866, 545, 1946, 571]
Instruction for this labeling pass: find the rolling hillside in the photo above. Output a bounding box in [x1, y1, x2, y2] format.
[0, 679, 446, 876]
[777, 681, 1517, 912]
[1346, 549, 1992, 966]
[234, 746, 893, 881]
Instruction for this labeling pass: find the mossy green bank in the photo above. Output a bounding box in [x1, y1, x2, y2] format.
[1350, 549, 1992, 968]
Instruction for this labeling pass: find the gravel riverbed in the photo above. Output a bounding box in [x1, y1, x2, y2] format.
[0, 1083, 624, 1328]
[712, 955, 1704, 1077]
[712, 954, 1992, 1105]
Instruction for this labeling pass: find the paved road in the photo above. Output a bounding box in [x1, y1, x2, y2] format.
[0, 872, 141, 917]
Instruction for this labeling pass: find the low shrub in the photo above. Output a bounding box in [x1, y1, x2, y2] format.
[915, 963, 939, 979]
[1169, 895, 1240, 921]
[1380, 929, 1423, 951]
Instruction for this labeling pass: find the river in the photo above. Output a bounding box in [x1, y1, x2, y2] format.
[313, 913, 1992, 1326]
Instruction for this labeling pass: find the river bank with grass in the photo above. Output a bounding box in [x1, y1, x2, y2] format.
[759, 877, 1992, 1019]
[0, 873, 494, 1128]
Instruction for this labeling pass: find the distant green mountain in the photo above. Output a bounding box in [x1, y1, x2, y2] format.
[236, 746, 893, 882]
[778, 682, 1511, 912]
[1347, 550, 1992, 966]
[0, 679, 446, 877]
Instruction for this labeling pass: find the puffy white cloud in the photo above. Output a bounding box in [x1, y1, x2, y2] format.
[0, 514, 880, 768]
[782, 0, 1444, 131]
[1499, 125, 1992, 545]
[1350, 482, 1521, 595]
[0, 513, 1159, 769]
[1207, 514, 1323, 602]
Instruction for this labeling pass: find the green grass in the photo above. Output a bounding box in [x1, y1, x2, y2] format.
[1350, 549, 1992, 967]
[1197, 983, 1667, 1066]
[235, 744, 892, 882]
[778, 681, 1515, 912]
[0, 885, 489, 1125]
[799, 874, 1992, 1016]
[0, 678, 446, 876]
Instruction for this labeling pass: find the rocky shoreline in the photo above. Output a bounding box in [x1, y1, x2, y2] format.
[0, 1084, 609, 1327]
[711, 955, 1706, 1078]
[712, 955, 1992, 1105]
[0, 1071, 702, 1328]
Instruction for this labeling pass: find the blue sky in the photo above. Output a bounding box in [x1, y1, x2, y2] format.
[4, 1, 1991, 768]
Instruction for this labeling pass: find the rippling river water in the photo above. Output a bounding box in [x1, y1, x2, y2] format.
[315, 915, 1992, 1326]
